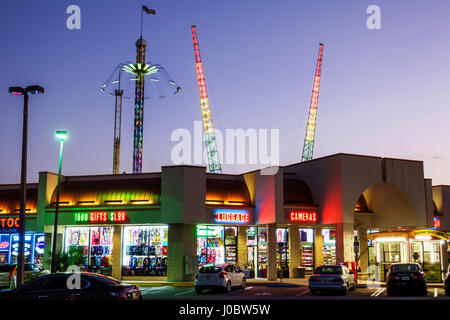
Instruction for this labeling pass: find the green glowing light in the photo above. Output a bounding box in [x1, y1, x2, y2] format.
[56, 130, 68, 141]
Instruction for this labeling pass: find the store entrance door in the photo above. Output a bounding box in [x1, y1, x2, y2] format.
[411, 241, 442, 283]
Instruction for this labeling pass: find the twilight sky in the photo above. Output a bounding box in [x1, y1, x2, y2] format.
[1, 0, 450, 185]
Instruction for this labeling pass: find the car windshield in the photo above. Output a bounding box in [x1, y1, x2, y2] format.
[199, 266, 222, 273]
[315, 266, 342, 274]
[84, 274, 121, 285]
[391, 264, 420, 272]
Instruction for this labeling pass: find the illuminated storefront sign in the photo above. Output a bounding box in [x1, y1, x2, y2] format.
[434, 217, 441, 229]
[411, 229, 448, 240]
[214, 209, 250, 224]
[0, 242, 9, 249]
[289, 210, 317, 223]
[0, 217, 20, 229]
[73, 211, 127, 224]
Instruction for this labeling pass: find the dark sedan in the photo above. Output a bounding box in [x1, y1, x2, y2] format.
[386, 263, 427, 296]
[0, 272, 142, 300]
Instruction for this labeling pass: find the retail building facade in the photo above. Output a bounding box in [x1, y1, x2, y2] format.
[1, 153, 449, 282]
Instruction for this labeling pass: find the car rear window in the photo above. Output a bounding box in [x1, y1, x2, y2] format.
[315, 266, 342, 274]
[391, 264, 420, 272]
[199, 266, 222, 273]
[84, 274, 121, 285]
[0, 265, 15, 273]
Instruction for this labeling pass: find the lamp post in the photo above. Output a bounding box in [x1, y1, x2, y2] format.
[8, 85, 44, 286]
[51, 131, 68, 274]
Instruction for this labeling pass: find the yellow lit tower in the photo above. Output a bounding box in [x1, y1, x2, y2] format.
[191, 25, 222, 173]
[302, 43, 324, 162]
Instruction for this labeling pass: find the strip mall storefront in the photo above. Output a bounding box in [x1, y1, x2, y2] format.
[54, 209, 169, 278]
[0, 217, 44, 267]
[368, 229, 449, 282]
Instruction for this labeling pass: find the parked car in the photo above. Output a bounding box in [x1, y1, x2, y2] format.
[0, 264, 49, 290]
[0, 272, 142, 300]
[308, 265, 357, 295]
[444, 265, 450, 296]
[195, 264, 246, 293]
[386, 263, 427, 296]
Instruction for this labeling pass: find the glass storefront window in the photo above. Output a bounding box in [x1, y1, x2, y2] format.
[197, 226, 225, 266]
[377, 242, 404, 263]
[122, 225, 168, 276]
[276, 228, 289, 278]
[64, 226, 113, 275]
[65, 227, 90, 265]
[246, 227, 257, 277]
[299, 228, 314, 274]
[257, 227, 267, 278]
[1, 233, 45, 266]
[412, 240, 442, 283]
[322, 229, 336, 265]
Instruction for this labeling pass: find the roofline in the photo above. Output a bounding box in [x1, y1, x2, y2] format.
[0, 183, 39, 190]
[162, 165, 207, 170]
[62, 172, 162, 182]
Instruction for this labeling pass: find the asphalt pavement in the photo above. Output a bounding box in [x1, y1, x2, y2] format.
[140, 284, 450, 300]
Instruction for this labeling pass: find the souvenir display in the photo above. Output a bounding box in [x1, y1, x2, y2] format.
[64, 227, 113, 274]
[299, 228, 314, 274]
[122, 226, 168, 276]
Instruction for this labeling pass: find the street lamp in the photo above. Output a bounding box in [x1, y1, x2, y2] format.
[8, 85, 44, 286]
[51, 130, 68, 274]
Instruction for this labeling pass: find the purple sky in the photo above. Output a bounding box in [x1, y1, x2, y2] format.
[1, 0, 450, 185]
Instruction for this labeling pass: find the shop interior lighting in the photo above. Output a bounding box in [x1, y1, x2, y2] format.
[414, 235, 432, 241]
[129, 200, 152, 204]
[374, 237, 407, 242]
[205, 200, 224, 205]
[227, 201, 246, 206]
[51, 201, 69, 206]
[77, 200, 96, 205]
[104, 200, 123, 204]
[14, 209, 32, 212]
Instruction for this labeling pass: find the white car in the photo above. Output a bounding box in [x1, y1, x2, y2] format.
[308, 265, 357, 295]
[195, 264, 246, 293]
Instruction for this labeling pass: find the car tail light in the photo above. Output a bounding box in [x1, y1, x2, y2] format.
[413, 274, 423, 280]
[332, 278, 344, 283]
[388, 273, 398, 281]
[219, 271, 227, 278]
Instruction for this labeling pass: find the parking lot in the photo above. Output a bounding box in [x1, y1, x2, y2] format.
[140, 285, 450, 300]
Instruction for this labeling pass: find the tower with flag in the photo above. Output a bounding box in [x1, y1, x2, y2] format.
[132, 6, 156, 174]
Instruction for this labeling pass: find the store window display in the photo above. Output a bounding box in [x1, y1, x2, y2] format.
[64, 226, 113, 275]
[197, 226, 224, 266]
[197, 226, 239, 267]
[322, 229, 336, 265]
[246, 227, 257, 278]
[299, 228, 314, 274]
[257, 227, 267, 278]
[276, 228, 289, 278]
[122, 225, 168, 276]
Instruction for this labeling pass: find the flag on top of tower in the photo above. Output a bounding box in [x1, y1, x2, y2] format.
[142, 6, 156, 15]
